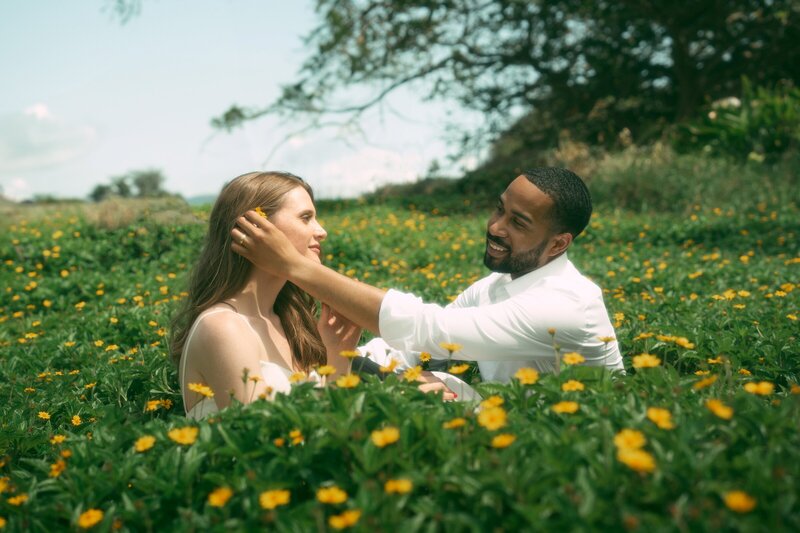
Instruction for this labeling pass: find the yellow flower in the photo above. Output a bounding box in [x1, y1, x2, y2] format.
[134, 435, 156, 452]
[705, 399, 734, 420]
[50, 434, 67, 445]
[551, 401, 580, 414]
[384, 478, 413, 494]
[744, 381, 774, 395]
[561, 380, 585, 392]
[145, 400, 161, 412]
[71, 415, 82, 426]
[692, 375, 718, 390]
[187, 383, 214, 398]
[480, 395, 504, 409]
[562, 352, 585, 365]
[273, 437, 285, 447]
[614, 429, 646, 450]
[738, 368, 751, 376]
[419, 352, 432, 362]
[7, 494, 28, 506]
[513, 367, 539, 385]
[791, 384, 800, 395]
[167, 426, 198, 445]
[328, 509, 361, 529]
[77, 509, 103, 529]
[379, 359, 399, 373]
[402, 366, 422, 381]
[0, 516, 6, 528]
[723, 491, 756, 513]
[707, 356, 724, 364]
[317, 365, 336, 376]
[616, 448, 656, 473]
[259, 489, 290, 510]
[289, 372, 307, 383]
[598, 336, 616, 343]
[632, 353, 661, 368]
[254, 206, 268, 218]
[439, 342, 463, 353]
[448, 363, 470, 375]
[443, 417, 467, 429]
[338, 350, 360, 358]
[289, 429, 304, 445]
[208, 487, 233, 507]
[335, 374, 361, 388]
[477, 407, 507, 430]
[646, 407, 675, 430]
[38, 411, 50, 420]
[0, 477, 9, 494]
[49, 459, 66, 478]
[371, 426, 400, 447]
[491, 433, 516, 448]
[317, 486, 348, 504]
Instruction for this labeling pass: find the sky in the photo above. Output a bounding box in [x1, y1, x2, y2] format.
[0, 1, 480, 201]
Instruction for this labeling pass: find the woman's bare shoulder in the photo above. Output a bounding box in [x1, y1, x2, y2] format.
[188, 307, 258, 356]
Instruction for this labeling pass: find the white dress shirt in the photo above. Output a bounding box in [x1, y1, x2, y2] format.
[376, 253, 624, 382]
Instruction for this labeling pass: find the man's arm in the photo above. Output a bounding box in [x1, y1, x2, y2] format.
[232, 211, 385, 334]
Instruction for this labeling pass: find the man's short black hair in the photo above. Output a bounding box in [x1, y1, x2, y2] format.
[522, 167, 592, 238]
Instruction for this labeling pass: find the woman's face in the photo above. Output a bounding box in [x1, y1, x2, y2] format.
[268, 186, 327, 263]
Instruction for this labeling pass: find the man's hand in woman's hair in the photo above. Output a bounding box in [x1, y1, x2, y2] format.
[231, 210, 305, 275]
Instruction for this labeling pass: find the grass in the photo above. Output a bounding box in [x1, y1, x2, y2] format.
[0, 157, 798, 531]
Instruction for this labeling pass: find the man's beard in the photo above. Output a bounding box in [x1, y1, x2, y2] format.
[483, 233, 548, 276]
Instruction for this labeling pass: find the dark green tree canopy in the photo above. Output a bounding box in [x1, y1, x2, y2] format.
[212, 0, 799, 147]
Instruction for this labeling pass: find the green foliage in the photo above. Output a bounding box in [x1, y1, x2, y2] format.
[0, 189, 798, 530]
[212, 1, 800, 153]
[676, 80, 800, 163]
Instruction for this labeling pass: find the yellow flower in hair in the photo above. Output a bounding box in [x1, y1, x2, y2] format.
[254, 207, 268, 219]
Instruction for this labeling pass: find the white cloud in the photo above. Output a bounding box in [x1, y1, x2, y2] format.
[0, 105, 96, 174]
[1, 177, 30, 201]
[307, 146, 426, 198]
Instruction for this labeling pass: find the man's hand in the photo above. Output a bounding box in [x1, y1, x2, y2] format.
[231, 210, 304, 275]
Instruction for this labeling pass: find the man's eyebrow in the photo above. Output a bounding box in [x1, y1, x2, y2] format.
[511, 210, 533, 224]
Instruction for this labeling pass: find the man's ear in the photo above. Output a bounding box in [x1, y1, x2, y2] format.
[547, 232, 573, 258]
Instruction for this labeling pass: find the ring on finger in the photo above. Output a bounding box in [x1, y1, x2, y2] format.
[239, 235, 247, 246]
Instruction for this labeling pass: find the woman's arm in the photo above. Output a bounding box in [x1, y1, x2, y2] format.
[232, 211, 386, 334]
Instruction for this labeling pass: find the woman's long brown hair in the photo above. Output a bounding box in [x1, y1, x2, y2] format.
[169, 171, 326, 371]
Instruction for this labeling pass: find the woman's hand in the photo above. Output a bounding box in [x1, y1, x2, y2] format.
[318, 304, 362, 374]
[231, 210, 304, 276]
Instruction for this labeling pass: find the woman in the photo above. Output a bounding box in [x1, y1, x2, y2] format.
[170, 171, 360, 419]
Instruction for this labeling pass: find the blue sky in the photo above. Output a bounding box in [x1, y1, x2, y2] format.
[0, 1, 479, 201]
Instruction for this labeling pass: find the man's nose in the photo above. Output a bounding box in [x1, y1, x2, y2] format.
[487, 216, 507, 237]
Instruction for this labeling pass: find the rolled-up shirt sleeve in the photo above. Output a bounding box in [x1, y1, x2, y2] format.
[379, 288, 585, 361]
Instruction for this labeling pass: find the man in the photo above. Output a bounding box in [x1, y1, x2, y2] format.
[232, 167, 623, 382]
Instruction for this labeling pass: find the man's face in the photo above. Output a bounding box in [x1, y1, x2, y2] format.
[483, 176, 559, 278]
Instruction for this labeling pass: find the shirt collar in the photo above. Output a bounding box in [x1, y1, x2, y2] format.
[499, 253, 571, 298]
